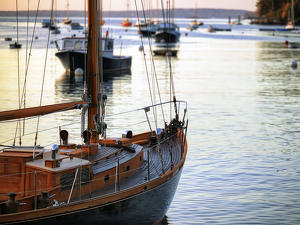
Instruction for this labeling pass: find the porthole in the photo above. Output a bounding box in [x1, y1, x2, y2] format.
[126, 166, 130, 172]
[140, 156, 142, 161]
[104, 175, 109, 182]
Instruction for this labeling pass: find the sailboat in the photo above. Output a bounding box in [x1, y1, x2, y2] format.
[188, 2, 203, 30]
[286, 0, 295, 30]
[0, 0, 188, 225]
[62, 0, 72, 24]
[154, 1, 180, 43]
[121, 0, 132, 27]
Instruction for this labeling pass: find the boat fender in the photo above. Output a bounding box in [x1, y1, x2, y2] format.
[75, 68, 83, 75]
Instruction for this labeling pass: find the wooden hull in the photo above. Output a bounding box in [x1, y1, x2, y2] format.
[1, 157, 185, 225]
[55, 50, 132, 73]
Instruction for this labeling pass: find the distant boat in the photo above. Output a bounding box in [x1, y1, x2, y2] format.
[63, 18, 72, 24]
[286, 0, 295, 30]
[121, 0, 132, 27]
[205, 26, 231, 32]
[154, 22, 180, 43]
[9, 42, 22, 49]
[228, 15, 242, 25]
[139, 24, 161, 37]
[55, 35, 132, 73]
[134, 19, 153, 28]
[188, 2, 203, 29]
[51, 27, 61, 34]
[62, 0, 72, 24]
[4, 37, 12, 41]
[41, 19, 58, 30]
[70, 22, 83, 30]
[121, 18, 132, 27]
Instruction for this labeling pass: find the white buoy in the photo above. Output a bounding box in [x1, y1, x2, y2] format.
[75, 68, 84, 76]
[291, 61, 297, 68]
[138, 45, 143, 51]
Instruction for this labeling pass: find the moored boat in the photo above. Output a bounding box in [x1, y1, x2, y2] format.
[0, 1, 188, 225]
[154, 22, 180, 43]
[121, 18, 132, 27]
[70, 22, 83, 30]
[9, 42, 22, 49]
[54, 35, 132, 73]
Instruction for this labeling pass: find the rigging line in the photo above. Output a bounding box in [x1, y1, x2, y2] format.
[134, 0, 156, 128]
[16, 0, 22, 146]
[0, 119, 79, 146]
[135, 0, 163, 137]
[140, 0, 165, 135]
[139, 1, 166, 124]
[33, 0, 55, 149]
[20, 0, 41, 105]
[84, 0, 87, 98]
[23, 0, 30, 137]
[102, 99, 187, 117]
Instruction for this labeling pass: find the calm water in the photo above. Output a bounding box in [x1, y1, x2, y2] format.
[1, 16, 300, 224]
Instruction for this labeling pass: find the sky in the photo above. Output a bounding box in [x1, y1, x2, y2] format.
[0, 0, 257, 12]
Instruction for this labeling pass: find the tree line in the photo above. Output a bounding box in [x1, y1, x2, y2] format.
[255, 0, 299, 24]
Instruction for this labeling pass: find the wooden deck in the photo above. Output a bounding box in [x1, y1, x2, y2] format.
[71, 136, 182, 202]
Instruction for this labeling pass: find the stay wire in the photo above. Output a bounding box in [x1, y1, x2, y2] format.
[33, 0, 55, 149]
[135, 0, 166, 131]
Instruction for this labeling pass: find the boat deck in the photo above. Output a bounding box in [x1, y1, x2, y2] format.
[71, 136, 182, 202]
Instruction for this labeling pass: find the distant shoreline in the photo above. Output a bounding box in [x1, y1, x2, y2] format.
[0, 8, 254, 19]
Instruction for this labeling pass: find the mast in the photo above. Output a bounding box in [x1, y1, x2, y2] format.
[87, 0, 100, 144]
[292, 0, 294, 26]
[195, 2, 197, 20]
[66, 0, 69, 19]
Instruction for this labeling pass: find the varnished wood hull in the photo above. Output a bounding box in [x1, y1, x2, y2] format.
[1, 164, 184, 225]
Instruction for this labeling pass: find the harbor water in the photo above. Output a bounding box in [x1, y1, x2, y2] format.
[1, 17, 300, 224]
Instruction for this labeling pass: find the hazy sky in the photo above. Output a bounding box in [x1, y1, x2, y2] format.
[0, 0, 257, 12]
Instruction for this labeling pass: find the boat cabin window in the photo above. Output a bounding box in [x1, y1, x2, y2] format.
[64, 40, 73, 49]
[104, 40, 113, 50]
[74, 40, 83, 50]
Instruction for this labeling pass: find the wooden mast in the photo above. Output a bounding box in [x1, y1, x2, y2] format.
[88, 0, 100, 144]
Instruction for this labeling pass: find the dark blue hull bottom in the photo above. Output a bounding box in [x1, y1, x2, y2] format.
[9, 168, 183, 225]
[154, 32, 179, 43]
[55, 51, 132, 73]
